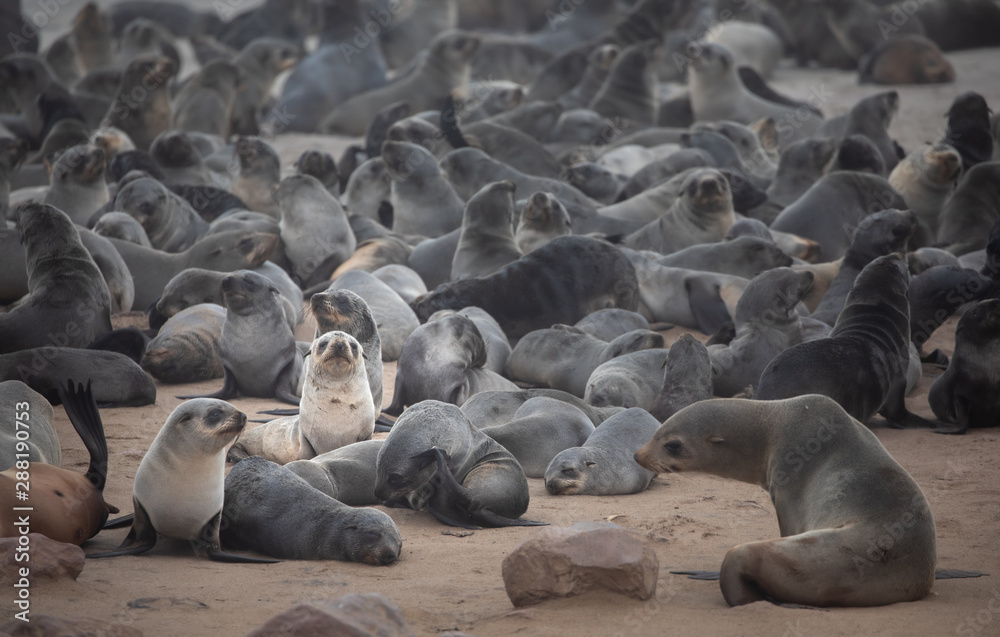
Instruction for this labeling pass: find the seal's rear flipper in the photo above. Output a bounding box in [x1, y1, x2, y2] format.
[686, 279, 731, 335]
[670, 570, 720, 581]
[881, 380, 946, 430]
[178, 368, 239, 400]
[103, 514, 134, 529]
[57, 379, 110, 492]
[919, 348, 949, 366]
[415, 448, 480, 529]
[935, 569, 988, 579]
[471, 509, 548, 528]
[737, 66, 823, 117]
[206, 549, 280, 564]
[87, 500, 156, 558]
[258, 408, 300, 417]
[374, 413, 396, 431]
[197, 511, 280, 563]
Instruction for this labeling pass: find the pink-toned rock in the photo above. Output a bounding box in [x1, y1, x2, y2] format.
[0, 534, 84, 584]
[0, 615, 143, 636]
[501, 522, 659, 607]
[245, 593, 415, 637]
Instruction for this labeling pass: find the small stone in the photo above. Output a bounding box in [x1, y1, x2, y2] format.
[245, 593, 415, 637]
[501, 522, 659, 607]
[0, 534, 85, 584]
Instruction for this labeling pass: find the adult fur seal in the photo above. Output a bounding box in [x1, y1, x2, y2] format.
[310, 289, 384, 409]
[927, 299, 1000, 434]
[385, 314, 517, 414]
[221, 457, 401, 564]
[0, 203, 112, 355]
[411, 235, 639, 340]
[374, 400, 545, 529]
[756, 254, 937, 429]
[227, 332, 374, 464]
[180, 270, 303, 405]
[544, 407, 659, 496]
[634, 394, 936, 607]
[88, 399, 275, 562]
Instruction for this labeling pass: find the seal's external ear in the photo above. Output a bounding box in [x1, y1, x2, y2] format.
[707, 435, 725, 444]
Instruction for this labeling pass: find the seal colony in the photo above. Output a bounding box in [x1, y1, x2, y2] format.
[1, 0, 998, 629]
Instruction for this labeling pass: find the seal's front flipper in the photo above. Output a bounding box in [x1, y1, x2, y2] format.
[87, 500, 156, 558]
[375, 413, 396, 431]
[920, 348, 949, 366]
[102, 513, 134, 529]
[414, 447, 480, 529]
[470, 509, 548, 528]
[935, 569, 988, 579]
[178, 368, 239, 400]
[670, 570, 721, 581]
[197, 511, 279, 563]
[686, 279, 731, 335]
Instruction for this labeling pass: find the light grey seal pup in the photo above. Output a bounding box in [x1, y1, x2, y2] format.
[42, 144, 108, 226]
[451, 180, 522, 280]
[513, 191, 572, 254]
[93, 212, 152, 247]
[343, 157, 391, 222]
[649, 333, 714, 421]
[88, 399, 275, 562]
[505, 326, 664, 398]
[427, 307, 510, 374]
[573, 309, 651, 342]
[656, 236, 792, 278]
[221, 456, 401, 563]
[635, 394, 936, 607]
[0, 381, 59, 469]
[383, 141, 464, 237]
[180, 270, 303, 405]
[386, 314, 518, 414]
[276, 174, 356, 287]
[326, 270, 420, 362]
[544, 407, 659, 496]
[375, 400, 544, 528]
[113, 177, 209, 253]
[481, 397, 595, 479]
[0, 203, 112, 355]
[310, 289, 383, 408]
[140, 303, 226, 384]
[227, 332, 374, 464]
[285, 439, 384, 506]
[708, 268, 814, 397]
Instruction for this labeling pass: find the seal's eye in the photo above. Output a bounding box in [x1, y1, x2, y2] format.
[664, 440, 682, 454]
[387, 473, 406, 487]
[208, 408, 224, 422]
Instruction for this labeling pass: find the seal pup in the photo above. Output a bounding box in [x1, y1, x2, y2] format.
[936, 162, 1000, 255]
[704, 20, 783, 79]
[230, 38, 301, 137]
[172, 59, 243, 138]
[816, 91, 902, 173]
[93, 212, 152, 247]
[756, 255, 938, 429]
[277, 174, 356, 287]
[513, 191, 572, 254]
[325, 270, 420, 362]
[321, 31, 480, 136]
[505, 326, 664, 398]
[42, 144, 108, 226]
[285, 439, 384, 506]
[820, 0, 925, 61]
[0, 348, 155, 407]
[544, 407, 658, 496]
[180, 270, 303, 405]
[427, 307, 511, 374]
[940, 91, 993, 171]
[828, 134, 887, 176]
[294, 149, 340, 197]
[385, 314, 518, 414]
[634, 394, 936, 607]
[221, 457, 400, 563]
[375, 400, 544, 529]
[656, 236, 792, 278]
[411, 235, 639, 340]
[343, 157, 391, 222]
[451, 180, 522, 280]
[888, 144, 963, 246]
[141, 304, 226, 384]
[101, 56, 176, 152]
[589, 39, 659, 125]
[462, 388, 622, 430]
[383, 141, 464, 237]
[0, 381, 60, 469]
[407, 229, 461, 291]
[372, 264, 428, 305]
[648, 333, 714, 421]
[708, 268, 813, 397]
[113, 177, 209, 253]
[765, 137, 838, 208]
[229, 136, 282, 218]
[0, 138, 29, 221]
[88, 399, 275, 562]
[309, 289, 383, 408]
[859, 35, 955, 86]
[148, 130, 214, 186]
[687, 42, 822, 146]
[927, 299, 1000, 434]
[574, 308, 651, 342]
[556, 44, 619, 110]
[0, 203, 112, 355]
[228, 332, 375, 464]
[481, 397, 595, 479]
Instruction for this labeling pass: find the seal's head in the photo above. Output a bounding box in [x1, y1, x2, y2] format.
[543, 449, 598, 495]
[684, 168, 733, 214]
[51, 143, 106, 185]
[165, 398, 246, 454]
[310, 288, 377, 341]
[220, 270, 280, 315]
[311, 331, 366, 381]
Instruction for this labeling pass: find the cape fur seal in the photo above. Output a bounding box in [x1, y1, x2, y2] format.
[936, 162, 1000, 255]
[276, 174, 356, 287]
[374, 400, 545, 529]
[285, 439, 384, 506]
[635, 394, 936, 607]
[451, 180, 522, 280]
[221, 457, 401, 564]
[888, 144, 963, 246]
[42, 144, 109, 226]
[140, 303, 226, 384]
[310, 289, 384, 409]
[101, 56, 176, 152]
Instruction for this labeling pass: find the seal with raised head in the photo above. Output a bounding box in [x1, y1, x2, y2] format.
[412, 235, 639, 340]
[228, 331, 374, 464]
[42, 144, 108, 226]
[375, 400, 545, 529]
[221, 456, 400, 563]
[180, 270, 303, 405]
[310, 289, 383, 409]
[230, 136, 282, 218]
[544, 407, 659, 496]
[101, 56, 176, 152]
[0, 203, 112, 355]
[427, 307, 511, 374]
[325, 269, 420, 362]
[635, 394, 936, 607]
[513, 191, 572, 254]
[888, 143, 963, 246]
[277, 174, 356, 287]
[756, 254, 937, 429]
[936, 161, 1000, 255]
[383, 140, 465, 238]
[816, 90, 902, 172]
[88, 399, 275, 562]
[113, 176, 209, 253]
[451, 180, 522, 280]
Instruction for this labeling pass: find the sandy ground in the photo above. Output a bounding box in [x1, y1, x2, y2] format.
[4, 13, 1000, 637]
